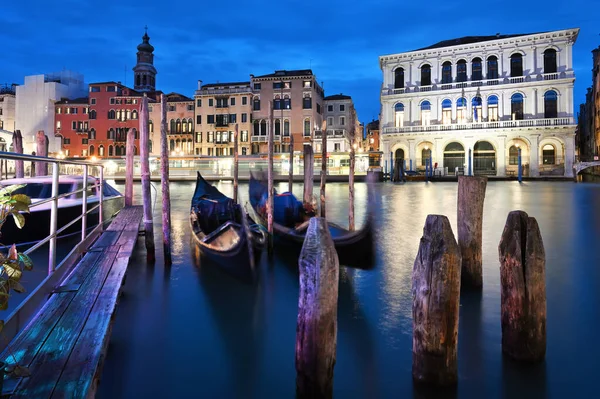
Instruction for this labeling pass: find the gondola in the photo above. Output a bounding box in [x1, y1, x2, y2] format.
[248, 171, 375, 269]
[190, 172, 266, 281]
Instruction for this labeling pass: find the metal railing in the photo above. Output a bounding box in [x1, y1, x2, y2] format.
[383, 117, 574, 134]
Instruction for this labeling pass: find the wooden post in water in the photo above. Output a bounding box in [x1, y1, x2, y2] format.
[296, 217, 339, 398]
[159, 94, 172, 266]
[233, 124, 239, 204]
[348, 115, 356, 231]
[320, 120, 327, 218]
[288, 134, 294, 192]
[12, 130, 24, 178]
[498, 210, 546, 361]
[125, 126, 136, 207]
[267, 102, 274, 255]
[140, 94, 155, 262]
[303, 145, 314, 214]
[35, 131, 48, 176]
[412, 214, 461, 386]
[457, 175, 487, 289]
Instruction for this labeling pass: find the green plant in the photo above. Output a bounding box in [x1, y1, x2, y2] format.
[0, 184, 33, 378]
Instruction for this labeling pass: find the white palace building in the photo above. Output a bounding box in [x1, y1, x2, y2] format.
[379, 28, 579, 177]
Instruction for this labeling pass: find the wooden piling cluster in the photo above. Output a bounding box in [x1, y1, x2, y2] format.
[295, 217, 339, 398]
[160, 94, 172, 265]
[267, 102, 275, 255]
[140, 94, 155, 262]
[233, 124, 239, 204]
[12, 130, 24, 178]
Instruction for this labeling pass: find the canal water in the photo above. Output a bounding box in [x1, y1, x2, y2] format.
[97, 180, 600, 399]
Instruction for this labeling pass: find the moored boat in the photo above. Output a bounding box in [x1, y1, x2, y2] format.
[248, 171, 375, 269]
[190, 172, 266, 281]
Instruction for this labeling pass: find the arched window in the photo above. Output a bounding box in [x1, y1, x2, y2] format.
[304, 118, 311, 136]
[394, 67, 404, 89]
[487, 56, 498, 79]
[108, 109, 115, 119]
[487, 95, 499, 122]
[89, 110, 96, 120]
[253, 120, 260, 136]
[99, 145, 105, 157]
[542, 144, 556, 165]
[441, 61, 452, 84]
[273, 95, 282, 110]
[170, 119, 176, 133]
[274, 119, 281, 135]
[260, 120, 267, 136]
[108, 145, 113, 157]
[142, 75, 147, 86]
[175, 139, 181, 150]
[284, 119, 290, 136]
[126, 110, 131, 120]
[89, 128, 96, 140]
[89, 145, 95, 156]
[472, 97, 482, 123]
[543, 49, 557, 74]
[420, 101, 431, 126]
[421, 147, 432, 166]
[182, 120, 188, 133]
[456, 97, 467, 124]
[511, 93, 524, 120]
[283, 95, 291, 109]
[509, 145, 520, 165]
[253, 98, 261, 111]
[394, 103, 405, 127]
[176, 119, 182, 133]
[121, 145, 125, 156]
[472, 57, 483, 81]
[441, 99, 452, 125]
[421, 64, 431, 86]
[170, 139, 175, 151]
[510, 53, 523, 77]
[544, 90, 558, 118]
[188, 119, 193, 132]
[136, 75, 141, 87]
[115, 146, 120, 156]
[456, 59, 467, 82]
[107, 128, 115, 140]
[132, 110, 138, 120]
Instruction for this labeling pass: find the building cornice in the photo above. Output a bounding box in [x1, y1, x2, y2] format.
[379, 28, 580, 69]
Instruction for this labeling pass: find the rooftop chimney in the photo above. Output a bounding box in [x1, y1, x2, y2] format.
[197, 80, 202, 90]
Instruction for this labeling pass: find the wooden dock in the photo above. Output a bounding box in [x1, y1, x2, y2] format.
[0, 206, 143, 398]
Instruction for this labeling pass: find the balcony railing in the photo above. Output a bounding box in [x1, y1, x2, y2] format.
[383, 117, 574, 134]
[542, 73, 559, 80]
[251, 134, 282, 142]
[195, 87, 251, 96]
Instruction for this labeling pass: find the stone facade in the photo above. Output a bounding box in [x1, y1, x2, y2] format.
[320, 94, 354, 153]
[379, 28, 579, 177]
[149, 93, 194, 156]
[577, 46, 600, 159]
[0, 85, 17, 135]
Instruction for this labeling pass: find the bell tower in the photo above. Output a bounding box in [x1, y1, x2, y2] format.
[133, 27, 157, 92]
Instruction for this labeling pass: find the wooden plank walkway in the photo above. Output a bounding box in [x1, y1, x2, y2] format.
[0, 206, 143, 398]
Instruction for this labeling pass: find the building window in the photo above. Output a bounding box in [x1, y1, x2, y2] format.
[511, 93, 524, 120]
[544, 49, 557, 74]
[420, 101, 431, 125]
[327, 105, 333, 112]
[457, 60, 467, 82]
[242, 96, 247, 105]
[304, 118, 311, 136]
[487, 95, 499, 121]
[82, 138, 89, 145]
[422, 148, 432, 166]
[187, 104, 194, 111]
[110, 98, 115, 105]
[89, 128, 96, 139]
[170, 119, 176, 133]
[441, 61, 452, 84]
[421, 64, 431, 86]
[56, 121, 61, 129]
[168, 105, 176, 112]
[230, 97, 235, 106]
[274, 96, 282, 110]
[89, 145, 95, 155]
[56, 107, 62, 114]
[132, 110, 138, 119]
[72, 121, 77, 130]
[197, 115, 202, 124]
[253, 121, 259, 135]
[284, 119, 290, 136]
[107, 128, 115, 140]
[242, 113, 247, 123]
[254, 83, 261, 90]
[188, 119, 193, 132]
[510, 53, 523, 77]
[334, 143, 341, 152]
[394, 67, 404, 89]
[303, 96, 312, 109]
[260, 120, 267, 135]
[487, 56, 499, 79]
[274, 119, 281, 135]
[209, 99, 213, 106]
[89, 110, 96, 119]
[303, 80, 311, 88]
[456, 97, 467, 124]
[63, 138, 70, 144]
[340, 104, 345, 112]
[91, 86, 100, 92]
[339, 116, 345, 126]
[327, 117, 334, 126]
[394, 103, 405, 127]
[542, 144, 556, 165]
[241, 130, 248, 142]
[544, 90, 558, 118]
[441, 99, 452, 125]
[197, 99, 202, 107]
[208, 132, 214, 143]
[108, 145, 113, 156]
[207, 115, 215, 124]
[509, 145, 519, 165]
[472, 96, 482, 123]
[273, 82, 283, 89]
[196, 132, 202, 143]
[253, 98, 260, 110]
[283, 95, 291, 109]
[472, 58, 483, 81]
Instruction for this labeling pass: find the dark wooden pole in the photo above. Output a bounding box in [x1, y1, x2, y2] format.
[267, 102, 274, 255]
[125, 126, 135, 207]
[140, 94, 155, 262]
[35, 131, 48, 176]
[457, 175, 487, 289]
[233, 123, 239, 204]
[348, 113, 356, 231]
[498, 210, 546, 362]
[320, 121, 327, 218]
[303, 145, 314, 214]
[12, 130, 24, 178]
[296, 217, 339, 398]
[412, 214, 461, 386]
[288, 134, 294, 192]
[159, 94, 172, 266]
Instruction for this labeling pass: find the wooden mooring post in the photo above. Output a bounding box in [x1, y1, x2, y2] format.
[160, 94, 172, 266]
[267, 102, 274, 256]
[288, 134, 294, 192]
[412, 215, 461, 386]
[498, 210, 546, 362]
[35, 131, 48, 176]
[233, 124, 239, 204]
[320, 121, 327, 218]
[12, 130, 24, 178]
[140, 94, 155, 262]
[303, 145, 314, 214]
[296, 217, 339, 398]
[348, 143, 355, 232]
[457, 175, 487, 289]
[125, 127, 135, 207]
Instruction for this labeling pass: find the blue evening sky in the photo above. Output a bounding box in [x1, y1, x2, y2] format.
[1, 0, 598, 124]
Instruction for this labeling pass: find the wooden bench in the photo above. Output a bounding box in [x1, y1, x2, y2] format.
[0, 206, 143, 398]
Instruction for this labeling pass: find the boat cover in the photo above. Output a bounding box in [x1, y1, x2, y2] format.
[192, 172, 238, 234]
